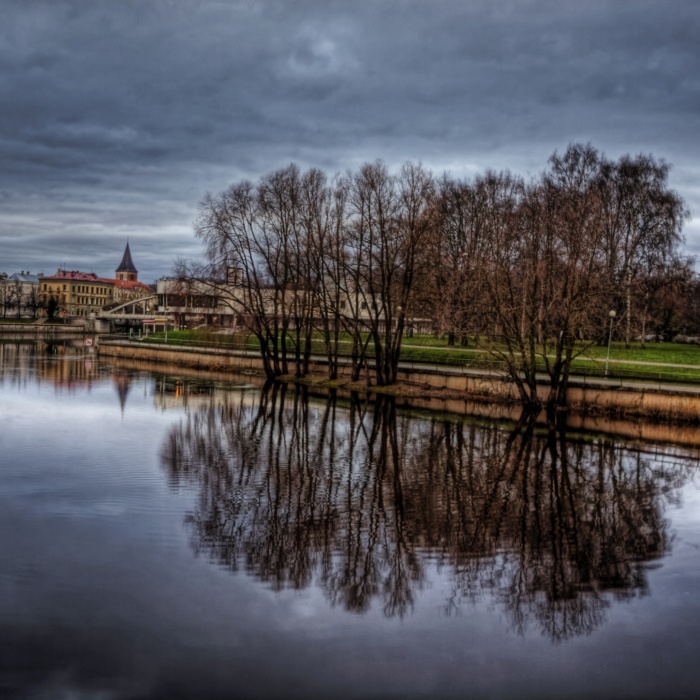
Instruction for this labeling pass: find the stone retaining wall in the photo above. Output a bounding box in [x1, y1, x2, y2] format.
[98, 340, 700, 422]
[0, 324, 86, 334]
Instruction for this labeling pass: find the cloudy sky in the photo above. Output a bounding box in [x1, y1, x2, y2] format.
[1, 0, 699, 283]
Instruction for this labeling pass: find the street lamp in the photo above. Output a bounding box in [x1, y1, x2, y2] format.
[605, 310, 617, 377]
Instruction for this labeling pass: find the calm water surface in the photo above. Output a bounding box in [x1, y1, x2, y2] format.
[1, 340, 700, 699]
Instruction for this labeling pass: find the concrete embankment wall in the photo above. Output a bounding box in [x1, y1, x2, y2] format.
[0, 324, 86, 334]
[98, 340, 700, 422]
[98, 340, 265, 372]
[398, 367, 700, 420]
[100, 352, 700, 448]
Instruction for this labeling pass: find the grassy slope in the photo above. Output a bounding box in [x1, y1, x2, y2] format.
[140, 331, 700, 384]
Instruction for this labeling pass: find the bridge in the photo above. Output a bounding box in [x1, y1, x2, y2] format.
[96, 295, 161, 330]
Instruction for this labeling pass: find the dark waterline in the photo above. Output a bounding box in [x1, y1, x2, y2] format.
[1, 340, 700, 699]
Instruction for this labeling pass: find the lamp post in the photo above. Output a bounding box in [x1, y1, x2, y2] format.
[605, 310, 616, 377]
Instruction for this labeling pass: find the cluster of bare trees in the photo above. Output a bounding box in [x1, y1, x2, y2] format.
[192, 144, 689, 408]
[193, 160, 434, 385]
[427, 145, 688, 407]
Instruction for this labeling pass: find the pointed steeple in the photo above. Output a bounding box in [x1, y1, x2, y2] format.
[116, 241, 138, 281]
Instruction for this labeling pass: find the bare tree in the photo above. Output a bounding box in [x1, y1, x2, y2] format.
[534, 144, 609, 407]
[195, 178, 284, 378]
[635, 255, 693, 343]
[344, 162, 399, 384]
[429, 176, 495, 346]
[599, 153, 689, 347]
[12, 277, 24, 318]
[195, 166, 337, 379]
[468, 171, 540, 405]
[27, 284, 41, 319]
[345, 161, 435, 386]
[257, 164, 305, 376]
[433, 144, 687, 411]
[0, 277, 9, 318]
[301, 168, 346, 379]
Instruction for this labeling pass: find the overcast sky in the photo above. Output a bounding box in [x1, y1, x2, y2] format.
[1, 0, 698, 283]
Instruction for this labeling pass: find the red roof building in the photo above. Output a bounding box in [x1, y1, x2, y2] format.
[39, 270, 115, 317]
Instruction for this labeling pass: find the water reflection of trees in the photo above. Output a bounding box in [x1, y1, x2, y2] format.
[160, 384, 693, 639]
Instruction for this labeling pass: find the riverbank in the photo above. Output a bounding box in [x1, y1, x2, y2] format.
[94, 352, 700, 450]
[0, 322, 87, 334]
[98, 338, 700, 424]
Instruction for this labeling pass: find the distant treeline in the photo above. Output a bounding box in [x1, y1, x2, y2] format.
[186, 143, 691, 410]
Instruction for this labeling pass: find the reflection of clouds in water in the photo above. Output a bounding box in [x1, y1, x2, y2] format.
[44, 500, 129, 518]
[161, 386, 694, 639]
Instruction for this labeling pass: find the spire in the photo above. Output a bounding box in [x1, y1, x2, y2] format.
[116, 241, 138, 281]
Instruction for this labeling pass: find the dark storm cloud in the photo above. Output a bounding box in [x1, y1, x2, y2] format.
[1, 0, 699, 280]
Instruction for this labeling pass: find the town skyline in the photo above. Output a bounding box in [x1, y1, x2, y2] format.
[1, 1, 698, 283]
[1, 240, 151, 282]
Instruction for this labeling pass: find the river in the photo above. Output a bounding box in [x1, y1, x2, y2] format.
[1, 339, 700, 699]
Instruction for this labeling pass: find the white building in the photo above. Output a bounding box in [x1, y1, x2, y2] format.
[0, 271, 42, 318]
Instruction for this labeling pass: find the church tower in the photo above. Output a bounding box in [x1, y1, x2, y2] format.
[116, 241, 138, 282]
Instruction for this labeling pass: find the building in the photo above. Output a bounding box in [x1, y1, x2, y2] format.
[155, 275, 432, 335]
[156, 277, 236, 329]
[39, 270, 115, 318]
[5, 242, 157, 322]
[115, 241, 138, 282]
[104, 242, 155, 306]
[0, 271, 42, 318]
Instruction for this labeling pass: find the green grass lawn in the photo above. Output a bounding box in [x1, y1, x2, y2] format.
[567, 358, 700, 384]
[576, 342, 700, 365]
[139, 330, 700, 384]
[406, 336, 700, 365]
[142, 328, 255, 349]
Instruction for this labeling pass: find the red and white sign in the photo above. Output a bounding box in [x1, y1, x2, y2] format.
[84, 337, 94, 347]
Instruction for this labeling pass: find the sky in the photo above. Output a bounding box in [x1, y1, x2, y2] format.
[1, 0, 699, 283]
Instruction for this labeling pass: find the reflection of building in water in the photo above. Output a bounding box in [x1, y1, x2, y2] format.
[152, 376, 260, 413]
[0, 342, 152, 414]
[3, 340, 104, 390]
[160, 387, 697, 638]
[112, 370, 132, 414]
[35, 344, 102, 389]
[0, 342, 38, 384]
